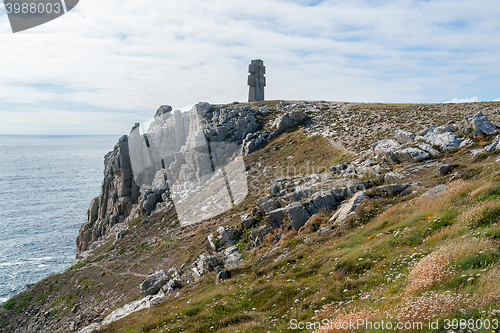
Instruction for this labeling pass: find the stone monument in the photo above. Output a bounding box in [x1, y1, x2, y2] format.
[248, 59, 266, 102]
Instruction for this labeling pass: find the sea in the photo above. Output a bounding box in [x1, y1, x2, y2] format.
[0, 135, 119, 304]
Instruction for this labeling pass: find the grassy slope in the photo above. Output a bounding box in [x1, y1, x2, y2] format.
[98, 134, 500, 332]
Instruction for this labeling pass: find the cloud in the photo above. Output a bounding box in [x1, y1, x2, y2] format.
[445, 96, 480, 103]
[1, 0, 500, 134]
[494, 98, 500, 102]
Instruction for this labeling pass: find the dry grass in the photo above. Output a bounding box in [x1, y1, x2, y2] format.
[468, 183, 491, 198]
[375, 202, 408, 222]
[266, 233, 276, 243]
[397, 291, 471, 323]
[277, 230, 296, 245]
[406, 237, 494, 295]
[457, 199, 500, 227]
[405, 249, 454, 295]
[443, 179, 471, 199]
[476, 265, 500, 298]
[312, 310, 379, 333]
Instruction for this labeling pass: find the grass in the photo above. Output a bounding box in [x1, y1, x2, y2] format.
[2, 292, 32, 313]
[102, 175, 500, 332]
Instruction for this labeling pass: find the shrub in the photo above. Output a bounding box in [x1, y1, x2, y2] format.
[308, 215, 322, 233]
[266, 233, 276, 243]
[278, 230, 296, 245]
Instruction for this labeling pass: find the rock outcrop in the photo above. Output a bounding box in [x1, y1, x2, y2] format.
[141, 271, 169, 296]
[329, 191, 369, 224]
[462, 111, 498, 137]
[75, 103, 274, 254]
[76, 135, 137, 253]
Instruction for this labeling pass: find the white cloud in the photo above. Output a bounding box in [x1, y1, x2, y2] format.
[445, 96, 480, 103]
[1, 0, 500, 134]
[494, 98, 500, 102]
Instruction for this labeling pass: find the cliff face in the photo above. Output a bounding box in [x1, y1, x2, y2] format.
[76, 135, 138, 253]
[75, 102, 308, 254]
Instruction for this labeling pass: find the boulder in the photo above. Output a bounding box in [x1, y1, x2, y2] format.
[310, 191, 338, 212]
[393, 128, 415, 144]
[151, 170, 168, 196]
[270, 111, 307, 138]
[141, 271, 169, 296]
[248, 226, 273, 247]
[418, 125, 452, 136]
[240, 213, 257, 229]
[371, 184, 409, 195]
[392, 148, 429, 164]
[330, 187, 349, 202]
[192, 253, 220, 277]
[267, 208, 286, 228]
[317, 227, 332, 237]
[285, 203, 312, 231]
[417, 126, 464, 152]
[463, 111, 498, 136]
[164, 279, 181, 293]
[142, 193, 158, 212]
[415, 142, 440, 157]
[216, 270, 232, 284]
[383, 171, 405, 183]
[420, 185, 448, 198]
[401, 189, 412, 196]
[268, 184, 280, 197]
[242, 133, 268, 155]
[372, 139, 401, 164]
[216, 226, 235, 248]
[260, 198, 281, 213]
[329, 191, 369, 224]
[437, 164, 453, 177]
[87, 197, 99, 225]
[257, 195, 272, 206]
[484, 138, 500, 152]
[167, 267, 179, 278]
[460, 138, 474, 148]
[219, 245, 244, 269]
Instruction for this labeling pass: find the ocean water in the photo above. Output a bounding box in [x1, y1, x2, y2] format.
[0, 136, 119, 304]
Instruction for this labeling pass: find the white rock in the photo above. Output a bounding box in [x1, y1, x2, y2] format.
[329, 191, 369, 224]
[464, 111, 498, 136]
[393, 128, 415, 144]
[392, 148, 429, 164]
[420, 185, 448, 198]
[415, 142, 440, 157]
[460, 138, 474, 148]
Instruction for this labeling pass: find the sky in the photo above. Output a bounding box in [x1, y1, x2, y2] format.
[0, 0, 500, 135]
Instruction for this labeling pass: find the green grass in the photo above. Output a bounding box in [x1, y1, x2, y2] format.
[70, 260, 88, 270]
[2, 292, 32, 313]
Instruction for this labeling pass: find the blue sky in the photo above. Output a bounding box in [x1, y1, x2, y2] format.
[0, 0, 499, 135]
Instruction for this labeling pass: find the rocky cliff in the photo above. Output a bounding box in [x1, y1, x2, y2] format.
[76, 135, 138, 253]
[76, 102, 308, 255]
